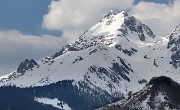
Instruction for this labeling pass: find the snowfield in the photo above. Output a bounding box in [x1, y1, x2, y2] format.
[34, 97, 71, 110]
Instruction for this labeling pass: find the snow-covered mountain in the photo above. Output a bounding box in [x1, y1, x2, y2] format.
[0, 10, 179, 109]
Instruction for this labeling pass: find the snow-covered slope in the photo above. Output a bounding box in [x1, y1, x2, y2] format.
[34, 97, 71, 110]
[0, 10, 180, 109]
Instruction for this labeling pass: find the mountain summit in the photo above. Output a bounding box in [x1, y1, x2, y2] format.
[0, 11, 179, 110]
[51, 10, 155, 59]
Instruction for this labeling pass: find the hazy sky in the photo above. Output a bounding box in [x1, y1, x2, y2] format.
[0, 0, 179, 75]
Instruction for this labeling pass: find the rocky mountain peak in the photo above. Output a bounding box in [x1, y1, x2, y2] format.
[51, 11, 156, 59]
[17, 59, 38, 73]
[103, 10, 116, 19]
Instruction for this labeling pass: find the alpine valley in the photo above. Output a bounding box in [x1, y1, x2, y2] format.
[0, 11, 180, 110]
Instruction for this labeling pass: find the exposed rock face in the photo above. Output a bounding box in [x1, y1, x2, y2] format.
[17, 59, 38, 73]
[168, 25, 180, 68]
[124, 16, 155, 41]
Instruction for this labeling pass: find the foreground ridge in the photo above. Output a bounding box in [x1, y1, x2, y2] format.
[98, 76, 180, 110]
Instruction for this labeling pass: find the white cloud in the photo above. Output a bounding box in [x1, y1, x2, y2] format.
[130, 0, 180, 36]
[0, 30, 67, 75]
[42, 0, 134, 40]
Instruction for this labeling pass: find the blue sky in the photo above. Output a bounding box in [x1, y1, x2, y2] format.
[0, 0, 173, 36]
[0, 0, 61, 36]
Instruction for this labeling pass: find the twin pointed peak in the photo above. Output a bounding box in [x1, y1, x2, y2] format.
[104, 10, 129, 18]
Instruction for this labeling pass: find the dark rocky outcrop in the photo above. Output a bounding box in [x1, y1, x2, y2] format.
[124, 16, 155, 41]
[17, 59, 38, 73]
